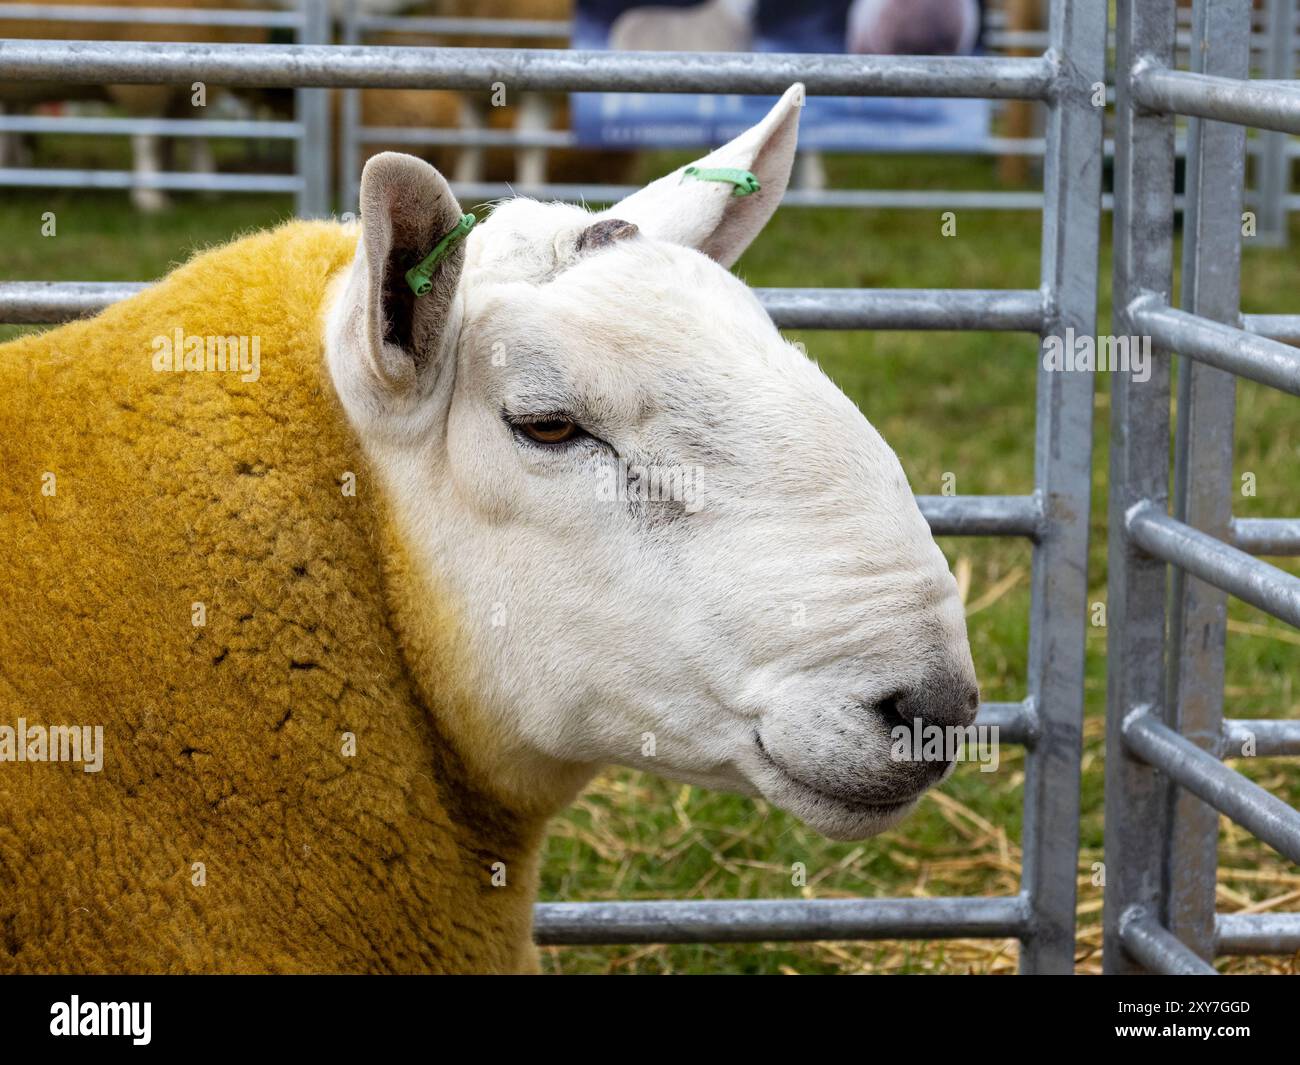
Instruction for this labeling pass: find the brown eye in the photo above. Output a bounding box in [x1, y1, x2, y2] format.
[521, 418, 578, 444]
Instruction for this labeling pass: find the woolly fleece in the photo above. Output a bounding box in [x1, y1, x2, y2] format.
[0, 221, 546, 973]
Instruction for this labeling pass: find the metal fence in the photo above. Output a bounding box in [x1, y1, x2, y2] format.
[336, 0, 1052, 217]
[0, 0, 1106, 974]
[333, 0, 1299, 245]
[0, 1, 330, 218]
[1104, 0, 1300, 974]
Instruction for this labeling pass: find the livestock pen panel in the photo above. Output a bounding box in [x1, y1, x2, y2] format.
[0, 0, 1105, 974]
[1103, 0, 1300, 974]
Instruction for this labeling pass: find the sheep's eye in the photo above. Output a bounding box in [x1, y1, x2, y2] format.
[520, 418, 578, 444]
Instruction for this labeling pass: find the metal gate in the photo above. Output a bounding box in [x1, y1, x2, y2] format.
[1104, 0, 1300, 974]
[0, 0, 1105, 973]
[0, 1, 331, 219]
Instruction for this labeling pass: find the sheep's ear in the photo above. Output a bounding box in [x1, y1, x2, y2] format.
[604, 84, 802, 268]
[340, 152, 467, 392]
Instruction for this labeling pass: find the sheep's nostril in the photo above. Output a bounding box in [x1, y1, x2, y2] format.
[867, 692, 909, 728]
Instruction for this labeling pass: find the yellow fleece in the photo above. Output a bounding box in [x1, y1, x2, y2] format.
[0, 221, 544, 973]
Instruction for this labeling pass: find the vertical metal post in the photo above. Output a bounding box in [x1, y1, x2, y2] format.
[1017, 0, 1106, 974]
[340, 0, 362, 217]
[1103, 0, 1179, 975]
[1256, 0, 1295, 246]
[1165, 0, 1250, 966]
[295, 0, 332, 218]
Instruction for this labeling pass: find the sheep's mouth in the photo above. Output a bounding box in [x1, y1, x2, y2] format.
[751, 732, 922, 818]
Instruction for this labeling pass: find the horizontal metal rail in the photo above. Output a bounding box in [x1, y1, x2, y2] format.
[1243, 313, 1300, 345]
[0, 2, 303, 28]
[533, 894, 1031, 945]
[0, 282, 1051, 337]
[918, 494, 1042, 539]
[0, 40, 1062, 97]
[1215, 912, 1300, 954]
[0, 168, 300, 194]
[1127, 503, 1300, 628]
[1123, 708, 1300, 865]
[1118, 907, 1219, 974]
[358, 129, 1283, 161]
[356, 14, 569, 38]
[1222, 718, 1300, 759]
[0, 115, 301, 139]
[1131, 61, 1300, 135]
[0, 280, 145, 322]
[758, 288, 1046, 332]
[976, 699, 1039, 746]
[361, 125, 578, 150]
[1130, 295, 1300, 396]
[357, 123, 1052, 157]
[1230, 517, 1300, 556]
[451, 181, 1046, 211]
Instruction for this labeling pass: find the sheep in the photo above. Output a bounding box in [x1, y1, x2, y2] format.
[0, 86, 977, 974]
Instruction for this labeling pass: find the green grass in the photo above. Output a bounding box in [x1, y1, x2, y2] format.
[2, 150, 1296, 974]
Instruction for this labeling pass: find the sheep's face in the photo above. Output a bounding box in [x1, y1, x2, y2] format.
[327, 88, 977, 840]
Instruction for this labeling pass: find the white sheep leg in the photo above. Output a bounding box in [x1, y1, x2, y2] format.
[516, 93, 551, 188]
[130, 132, 169, 212]
[189, 137, 218, 199]
[794, 150, 826, 191]
[453, 95, 485, 186]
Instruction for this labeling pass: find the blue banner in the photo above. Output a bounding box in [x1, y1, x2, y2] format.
[571, 0, 991, 151]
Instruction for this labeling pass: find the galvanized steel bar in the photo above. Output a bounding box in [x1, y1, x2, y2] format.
[1104, 0, 1179, 977]
[0, 116, 301, 139]
[1244, 314, 1300, 344]
[1123, 710, 1300, 865]
[1128, 503, 1300, 629]
[1118, 907, 1220, 975]
[0, 40, 1060, 97]
[295, 0, 332, 219]
[758, 288, 1045, 332]
[1230, 517, 1300, 555]
[340, 0, 363, 218]
[1215, 912, 1300, 954]
[356, 15, 569, 38]
[1130, 296, 1300, 395]
[0, 282, 1050, 337]
[1132, 62, 1300, 135]
[977, 700, 1040, 747]
[0, 281, 146, 323]
[1016, 0, 1105, 974]
[532, 895, 1031, 945]
[451, 181, 1046, 211]
[0, 2, 303, 28]
[358, 124, 1047, 157]
[1163, 0, 1250, 967]
[1222, 718, 1300, 758]
[0, 168, 300, 193]
[361, 125, 577, 150]
[918, 494, 1042, 538]
[1257, 0, 1296, 245]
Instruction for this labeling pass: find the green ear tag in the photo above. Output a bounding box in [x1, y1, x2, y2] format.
[681, 166, 761, 196]
[405, 213, 477, 296]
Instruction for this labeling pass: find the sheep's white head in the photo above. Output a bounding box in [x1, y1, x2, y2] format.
[326, 85, 977, 840]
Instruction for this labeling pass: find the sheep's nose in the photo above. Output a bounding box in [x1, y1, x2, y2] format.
[895, 666, 980, 729]
[899, 670, 977, 728]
